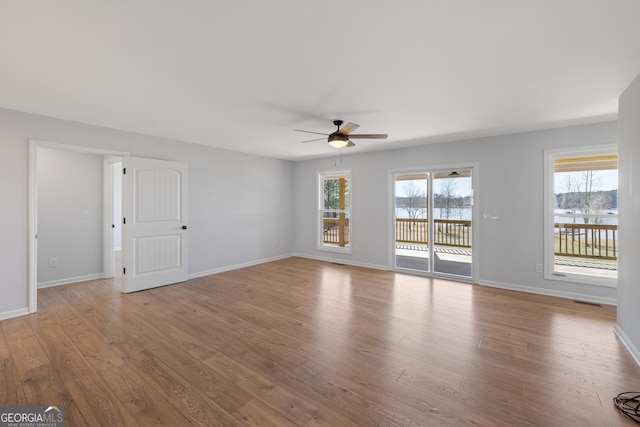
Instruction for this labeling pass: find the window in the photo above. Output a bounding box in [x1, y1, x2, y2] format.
[544, 145, 618, 286]
[319, 170, 351, 252]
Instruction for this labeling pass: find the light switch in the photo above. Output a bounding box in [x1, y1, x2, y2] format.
[483, 210, 500, 220]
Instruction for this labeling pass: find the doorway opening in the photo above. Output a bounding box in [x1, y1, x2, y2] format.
[28, 140, 128, 312]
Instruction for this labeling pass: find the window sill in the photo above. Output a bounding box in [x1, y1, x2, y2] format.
[545, 272, 617, 288]
[317, 245, 352, 255]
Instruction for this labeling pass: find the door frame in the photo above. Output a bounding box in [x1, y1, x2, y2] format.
[388, 162, 479, 281]
[28, 140, 129, 313]
[103, 157, 123, 280]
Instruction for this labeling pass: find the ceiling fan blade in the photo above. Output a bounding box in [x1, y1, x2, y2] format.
[346, 140, 355, 147]
[294, 129, 329, 136]
[339, 122, 360, 135]
[300, 137, 327, 143]
[348, 133, 388, 139]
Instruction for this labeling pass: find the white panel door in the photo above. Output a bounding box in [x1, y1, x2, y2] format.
[122, 156, 188, 293]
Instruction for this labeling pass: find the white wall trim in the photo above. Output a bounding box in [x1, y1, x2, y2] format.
[477, 279, 617, 306]
[615, 325, 640, 367]
[387, 162, 480, 281]
[29, 140, 131, 157]
[289, 256, 616, 306]
[189, 253, 389, 282]
[190, 251, 616, 308]
[0, 308, 30, 321]
[542, 143, 618, 288]
[103, 160, 115, 279]
[38, 273, 105, 289]
[28, 142, 38, 313]
[103, 157, 123, 280]
[292, 252, 390, 271]
[188, 254, 295, 280]
[316, 168, 353, 254]
[28, 139, 129, 313]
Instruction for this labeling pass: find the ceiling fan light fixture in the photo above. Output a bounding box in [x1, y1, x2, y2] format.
[328, 134, 348, 148]
[295, 120, 387, 149]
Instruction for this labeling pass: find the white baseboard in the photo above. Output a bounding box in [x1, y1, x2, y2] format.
[290, 255, 619, 307]
[188, 253, 294, 280]
[189, 253, 390, 280]
[292, 252, 390, 271]
[38, 273, 105, 289]
[0, 307, 30, 321]
[614, 325, 640, 367]
[477, 279, 617, 306]
[189, 253, 617, 307]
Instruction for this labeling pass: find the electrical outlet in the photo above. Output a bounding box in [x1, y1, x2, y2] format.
[535, 263, 543, 273]
[272, 240, 278, 247]
[49, 258, 58, 268]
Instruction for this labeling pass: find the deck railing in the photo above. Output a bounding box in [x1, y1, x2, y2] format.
[323, 217, 350, 246]
[395, 218, 472, 248]
[554, 223, 617, 260]
[325, 218, 618, 261]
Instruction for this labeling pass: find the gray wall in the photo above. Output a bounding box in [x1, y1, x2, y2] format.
[0, 105, 632, 324]
[37, 148, 104, 286]
[617, 72, 640, 362]
[0, 108, 294, 319]
[293, 121, 620, 304]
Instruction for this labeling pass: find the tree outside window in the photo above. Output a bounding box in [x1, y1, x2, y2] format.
[319, 171, 351, 250]
[545, 147, 618, 285]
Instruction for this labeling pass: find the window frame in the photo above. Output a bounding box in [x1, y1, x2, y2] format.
[317, 169, 352, 254]
[543, 144, 618, 288]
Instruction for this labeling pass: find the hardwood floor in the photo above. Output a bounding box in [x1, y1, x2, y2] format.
[1, 257, 639, 426]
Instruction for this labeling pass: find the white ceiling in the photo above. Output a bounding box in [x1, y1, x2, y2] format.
[2, 1, 640, 161]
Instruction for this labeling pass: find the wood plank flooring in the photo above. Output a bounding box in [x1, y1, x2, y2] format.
[2, 257, 639, 426]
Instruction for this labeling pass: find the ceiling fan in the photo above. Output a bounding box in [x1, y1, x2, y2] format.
[294, 120, 388, 148]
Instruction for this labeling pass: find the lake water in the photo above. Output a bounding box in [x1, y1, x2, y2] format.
[554, 209, 618, 225]
[396, 208, 618, 225]
[396, 207, 472, 220]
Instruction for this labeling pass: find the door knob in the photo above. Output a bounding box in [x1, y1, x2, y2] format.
[182, 225, 188, 230]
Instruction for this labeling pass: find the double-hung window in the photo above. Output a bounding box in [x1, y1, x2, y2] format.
[318, 170, 351, 252]
[544, 145, 618, 287]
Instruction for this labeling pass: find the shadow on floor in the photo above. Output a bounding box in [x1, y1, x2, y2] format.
[396, 253, 472, 277]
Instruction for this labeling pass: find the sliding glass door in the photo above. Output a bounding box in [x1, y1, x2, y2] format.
[432, 170, 473, 277]
[394, 172, 430, 272]
[393, 168, 474, 279]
